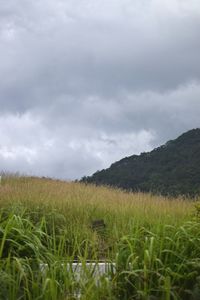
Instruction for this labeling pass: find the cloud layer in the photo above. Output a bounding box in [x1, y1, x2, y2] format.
[0, 0, 200, 179]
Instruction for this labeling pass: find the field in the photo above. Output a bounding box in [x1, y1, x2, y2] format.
[0, 175, 200, 299]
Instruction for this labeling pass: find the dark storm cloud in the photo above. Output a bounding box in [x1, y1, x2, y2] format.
[0, 0, 200, 178]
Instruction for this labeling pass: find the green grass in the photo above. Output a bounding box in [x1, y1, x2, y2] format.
[0, 175, 200, 299]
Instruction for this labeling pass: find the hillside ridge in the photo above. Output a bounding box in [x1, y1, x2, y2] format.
[82, 128, 200, 196]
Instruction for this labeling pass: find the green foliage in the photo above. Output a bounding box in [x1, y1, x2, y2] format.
[0, 176, 198, 299]
[0, 213, 50, 260]
[1, 209, 200, 299]
[83, 128, 200, 197]
[114, 222, 200, 299]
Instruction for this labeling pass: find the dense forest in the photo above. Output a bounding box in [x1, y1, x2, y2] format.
[82, 129, 200, 197]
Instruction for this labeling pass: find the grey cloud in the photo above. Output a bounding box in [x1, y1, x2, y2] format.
[1, 1, 200, 104]
[0, 0, 200, 178]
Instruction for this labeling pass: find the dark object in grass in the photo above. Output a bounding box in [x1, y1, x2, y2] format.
[91, 219, 106, 232]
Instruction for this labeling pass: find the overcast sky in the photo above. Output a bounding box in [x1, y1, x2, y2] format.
[0, 0, 200, 179]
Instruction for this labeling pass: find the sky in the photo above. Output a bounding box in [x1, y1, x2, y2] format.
[0, 0, 200, 179]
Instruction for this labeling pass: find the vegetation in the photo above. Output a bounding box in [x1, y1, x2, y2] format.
[0, 175, 200, 299]
[82, 128, 200, 197]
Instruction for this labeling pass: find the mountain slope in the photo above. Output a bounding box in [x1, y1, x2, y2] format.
[82, 129, 200, 196]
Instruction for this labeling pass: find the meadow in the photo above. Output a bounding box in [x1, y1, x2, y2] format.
[0, 175, 200, 299]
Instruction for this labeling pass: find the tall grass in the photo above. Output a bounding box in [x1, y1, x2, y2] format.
[0, 175, 199, 299]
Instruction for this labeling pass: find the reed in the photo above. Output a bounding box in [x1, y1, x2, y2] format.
[0, 175, 199, 299]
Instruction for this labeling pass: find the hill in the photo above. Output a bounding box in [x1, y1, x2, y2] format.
[82, 128, 200, 196]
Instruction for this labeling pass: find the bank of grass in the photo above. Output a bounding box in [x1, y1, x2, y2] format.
[0, 175, 200, 299]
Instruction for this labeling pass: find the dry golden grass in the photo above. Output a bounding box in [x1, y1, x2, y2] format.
[0, 175, 194, 228]
[0, 176, 199, 300]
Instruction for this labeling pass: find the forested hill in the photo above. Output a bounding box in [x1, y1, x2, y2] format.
[82, 129, 200, 197]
